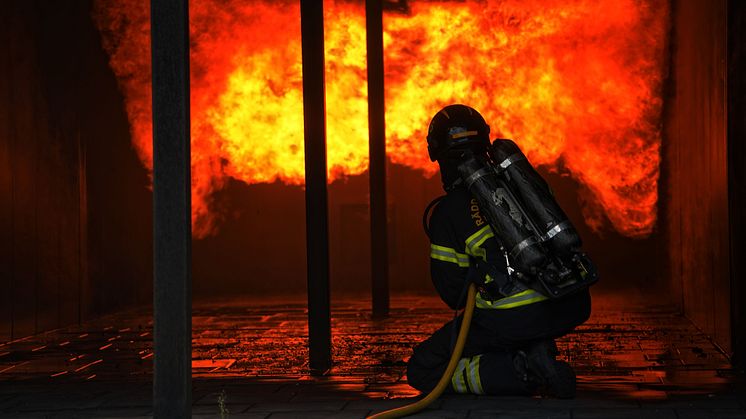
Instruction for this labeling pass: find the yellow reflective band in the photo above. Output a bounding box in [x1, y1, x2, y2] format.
[465, 225, 494, 261]
[504, 289, 535, 299]
[462, 358, 473, 393]
[493, 294, 548, 309]
[475, 289, 548, 310]
[451, 358, 469, 393]
[430, 244, 470, 268]
[472, 229, 494, 250]
[450, 130, 479, 140]
[469, 355, 485, 395]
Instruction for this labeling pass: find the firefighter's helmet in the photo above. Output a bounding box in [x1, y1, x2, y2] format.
[426, 104, 491, 162]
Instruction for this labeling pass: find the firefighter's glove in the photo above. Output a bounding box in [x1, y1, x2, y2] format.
[467, 257, 509, 299]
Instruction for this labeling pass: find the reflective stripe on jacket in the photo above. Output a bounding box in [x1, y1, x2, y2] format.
[428, 187, 546, 310]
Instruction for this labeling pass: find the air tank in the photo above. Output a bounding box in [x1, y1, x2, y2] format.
[489, 139, 582, 258]
[457, 153, 548, 273]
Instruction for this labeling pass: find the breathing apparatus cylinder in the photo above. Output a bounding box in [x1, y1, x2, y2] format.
[457, 139, 595, 297]
[457, 153, 548, 274]
[490, 139, 582, 260]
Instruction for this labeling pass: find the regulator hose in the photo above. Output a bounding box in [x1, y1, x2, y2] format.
[366, 283, 478, 419]
[421, 195, 445, 241]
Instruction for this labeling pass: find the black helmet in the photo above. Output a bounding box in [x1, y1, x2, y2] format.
[426, 104, 490, 162]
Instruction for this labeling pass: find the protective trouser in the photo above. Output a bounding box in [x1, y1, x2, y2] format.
[406, 288, 591, 395]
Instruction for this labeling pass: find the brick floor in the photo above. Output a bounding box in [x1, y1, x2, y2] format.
[0, 288, 743, 418]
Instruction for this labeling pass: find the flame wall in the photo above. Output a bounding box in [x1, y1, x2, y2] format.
[92, 0, 669, 238]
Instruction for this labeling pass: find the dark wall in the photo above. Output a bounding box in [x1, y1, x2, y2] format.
[728, 0, 746, 366]
[665, 0, 730, 351]
[192, 158, 662, 300]
[192, 164, 445, 298]
[0, 1, 152, 343]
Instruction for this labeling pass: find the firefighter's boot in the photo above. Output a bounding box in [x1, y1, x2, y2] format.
[525, 340, 576, 399]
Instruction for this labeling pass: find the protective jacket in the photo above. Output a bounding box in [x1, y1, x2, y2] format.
[429, 186, 548, 311]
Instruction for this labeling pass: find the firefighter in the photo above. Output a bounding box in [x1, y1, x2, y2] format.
[406, 104, 592, 398]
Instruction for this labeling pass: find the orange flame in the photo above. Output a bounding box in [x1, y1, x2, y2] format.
[92, 0, 669, 238]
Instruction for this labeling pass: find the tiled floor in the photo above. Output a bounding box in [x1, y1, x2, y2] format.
[0, 288, 743, 418]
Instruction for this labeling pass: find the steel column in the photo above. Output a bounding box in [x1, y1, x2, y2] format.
[728, 0, 746, 367]
[150, 0, 192, 416]
[300, 0, 332, 375]
[366, 0, 389, 318]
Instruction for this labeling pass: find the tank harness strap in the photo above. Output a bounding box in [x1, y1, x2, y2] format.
[541, 220, 572, 242]
[496, 152, 526, 172]
[509, 235, 540, 259]
[464, 167, 491, 189]
[509, 221, 573, 257]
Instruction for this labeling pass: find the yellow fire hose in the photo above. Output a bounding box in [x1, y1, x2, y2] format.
[367, 283, 478, 419]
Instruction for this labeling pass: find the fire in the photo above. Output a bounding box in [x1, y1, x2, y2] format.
[92, 0, 669, 238]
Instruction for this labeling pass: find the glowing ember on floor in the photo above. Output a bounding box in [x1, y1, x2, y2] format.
[92, 0, 669, 238]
